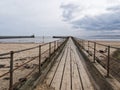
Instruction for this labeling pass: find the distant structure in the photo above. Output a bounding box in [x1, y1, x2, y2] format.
[0, 35, 35, 39]
[53, 36, 69, 38]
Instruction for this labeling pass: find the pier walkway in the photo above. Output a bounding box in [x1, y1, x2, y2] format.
[43, 38, 94, 90]
[35, 37, 120, 90]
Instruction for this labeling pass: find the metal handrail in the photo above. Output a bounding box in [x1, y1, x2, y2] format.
[0, 38, 67, 90]
[75, 37, 120, 79]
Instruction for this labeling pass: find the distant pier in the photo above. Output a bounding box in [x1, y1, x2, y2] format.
[53, 36, 69, 38]
[0, 35, 34, 39]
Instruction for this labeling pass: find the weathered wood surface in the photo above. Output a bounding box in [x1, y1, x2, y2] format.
[35, 37, 118, 90]
[44, 38, 94, 90]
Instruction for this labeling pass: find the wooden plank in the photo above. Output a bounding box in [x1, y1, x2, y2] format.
[61, 46, 71, 90]
[72, 53, 82, 90]
[44, 46, 67, 85]
[70, 39, 83, 90]
[72, 42, 94, 90]
[51, 47, 68, 90]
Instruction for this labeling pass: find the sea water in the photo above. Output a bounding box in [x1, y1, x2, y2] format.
[80, 36, 120, 41]
[0, 36, 58, 43]
[0, 36, 120, 43]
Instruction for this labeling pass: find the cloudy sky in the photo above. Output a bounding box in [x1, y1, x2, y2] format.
[0, 0, 120, 37]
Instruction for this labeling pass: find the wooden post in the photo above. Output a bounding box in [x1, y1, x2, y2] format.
[49, 42, 51, 58]
[107, 46, 110, 77]
[56, 41, 58, 49]
[82, 40, 84, 49]
[80, 40, 83, 48]
[54, 41, 56, 52]
[9, 51, 14, 90]
[94, 42, 96, 63]
[88, 41, 89, 53]
[55, 41, 57, 50]
[80, 40, 82, 48]
[39, 45, 41, 74]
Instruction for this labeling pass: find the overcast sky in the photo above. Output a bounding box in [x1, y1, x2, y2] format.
[0, 0, 120, 37]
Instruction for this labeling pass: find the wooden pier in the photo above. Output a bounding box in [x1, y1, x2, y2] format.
[34, 37, 120, 90]
[44, 38, 94, 90]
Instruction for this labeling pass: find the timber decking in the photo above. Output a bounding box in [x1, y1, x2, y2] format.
[44, 38, 94, 90]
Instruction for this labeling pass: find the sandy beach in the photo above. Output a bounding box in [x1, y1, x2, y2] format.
[0, 42, 55, 90]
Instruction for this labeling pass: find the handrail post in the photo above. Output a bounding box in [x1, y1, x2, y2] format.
[88, 41, 89, 53]
[49, 42, 51, 58]
[55, 41, 57, 50]
[56, 41, 58, 49]
[107, 46, 110, 77]
[39, 45, 41, 74]
[93, 42, 96, 63]
[54, 41, 55, 52]
[80, 40, 82, 48]
[78, 40, 81, 47]
[9, 51, 14, 90]
[82, 40, 84, 49]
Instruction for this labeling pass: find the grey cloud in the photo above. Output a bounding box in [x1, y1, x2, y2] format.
[71, 5, 120, 31]
[60, 4, 79, 21]
[107, 5, 120, 11]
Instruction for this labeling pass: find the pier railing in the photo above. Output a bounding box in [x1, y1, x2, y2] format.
[75, 38, 120, 81]
[0, 38, 66, 90]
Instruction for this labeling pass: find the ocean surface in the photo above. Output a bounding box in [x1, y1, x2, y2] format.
[0, 36, 120, 43]
[0, 36, 59, 43]
[80, 36, 120, 41]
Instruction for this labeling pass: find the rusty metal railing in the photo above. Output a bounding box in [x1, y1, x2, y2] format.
[0, 39, 66, 90]
[75, 38, 120, 81]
